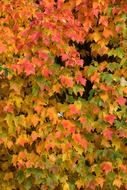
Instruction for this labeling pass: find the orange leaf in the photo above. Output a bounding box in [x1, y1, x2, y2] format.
[17, 136, 28, 147]
[0, 42, 7, 53]
[60, 75, 73, 88]
[123, 87, 127, 94]
[96, 177, 105, 188]
[103, 28, 113, 38]
[4, 172, 13, 181]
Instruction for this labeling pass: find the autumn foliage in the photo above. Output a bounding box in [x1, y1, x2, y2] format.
[0, 0, 127, 189]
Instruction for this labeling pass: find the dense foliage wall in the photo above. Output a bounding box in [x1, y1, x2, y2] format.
[0, 0, 127, 189]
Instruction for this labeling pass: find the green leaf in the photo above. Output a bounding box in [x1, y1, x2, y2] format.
[87, 66, 96, 76]
[67, 95, 75, 103]
[32, 86, 40, 97]
[25, 176, 33, 190]
[73, 85, 84, 96]
[116, 48, 124, 59]
[17, 170, 25, 184]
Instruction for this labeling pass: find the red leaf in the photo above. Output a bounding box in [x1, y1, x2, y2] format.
[75, 59, 84, 66]
[80, 138, 88, 149]
[60, 75, 73, 88]
[105, 114, 116, 125]
[103, 128, 113, 140]
[61, 53, 69, 61]
[52, 33, 60, 43]
[79, 117, 87, 124]
[69, 104, 80, 115]
[42, 67, 52, 78]
[117, 97, 126, 106]
[72, 133, 88, 149]
[22, 60, 35, 76]
[30, 32, 41, 43]
[101, 162, 112, 174]
[4, 104, 14, 113]
[55, 131, 62, 139]
[62, 120, 76, 134]
[38, 51, 48, 60]
[75, 72, 86, 86]
[99, 16, 108, 27]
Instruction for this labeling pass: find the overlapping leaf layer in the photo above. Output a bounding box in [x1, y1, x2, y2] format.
[0, 0, 127, 189]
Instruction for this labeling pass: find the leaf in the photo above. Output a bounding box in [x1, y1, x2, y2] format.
[0, 42, 7, 53]
[75, 179, 84, 189]
[113, 178, 122, 188]
[96, 177, 105, 188]
[4, 172, 13, 181]
[62, 120, 76, 134]
[69, 104, 80, 115]
[25, 176, 33, 190]
[103, 128, 113, 140]
[105, 114, 116, 125]
[120, 77, 127, 87]
[99, 16, 108, 27]
[103, 28, 113, 38]
[60, 75, 73, 88]
[63, 182, 70, 190]
[17, 135, 28, 147]
[72, 133, 88, 149]
[117, 97, 126, 105]
[75, 72, 86, 86]
[17, 170, 25, 184]
[22, 59, 35, 76]
[90, 71, 100, 83]
[101, 162, 112, 174]
[91, 32, 101, 42]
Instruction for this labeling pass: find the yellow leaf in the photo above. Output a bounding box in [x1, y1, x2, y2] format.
[100, 93, 109, 102]
[63, 182, 70, 190]
[113, 178, 122, 188]
[112, 138, 121, 151]
[75, 179, 84, 189]
[101, 138, 110, 148]
[96, 177, 105, 188]
[91, 32, 101, 42]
